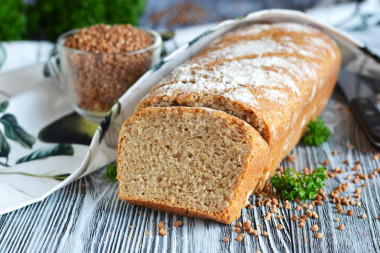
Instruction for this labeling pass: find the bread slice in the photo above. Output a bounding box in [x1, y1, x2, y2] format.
[135, 23, 341, 190]
[117, 107, 269, 224]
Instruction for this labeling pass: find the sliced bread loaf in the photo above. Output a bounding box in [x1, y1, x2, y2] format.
[117, 23, 341, 223]
[117, 107, 269, 224]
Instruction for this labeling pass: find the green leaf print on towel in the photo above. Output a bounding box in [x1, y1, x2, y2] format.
[16, 143, 74, 164]
[0, 114, 36, 148]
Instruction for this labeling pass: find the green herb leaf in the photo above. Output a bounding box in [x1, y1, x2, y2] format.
[16, 143, 74, 164]
[103, 163, 117, 182]
[27, 0, 147, 40]
[271, 167, 327, 201]
[0, 131, 10, 162]
[0, 101, 9, 112]
[0, 0, 26, 40]
[303, 117, 330, 146]
[0, 114, 36, 148]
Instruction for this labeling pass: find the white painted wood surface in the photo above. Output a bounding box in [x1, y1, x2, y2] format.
[1, 89, 379, 252]
[1, 1, 380, 250]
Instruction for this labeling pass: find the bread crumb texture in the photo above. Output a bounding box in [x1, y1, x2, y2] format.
[117, 107, 268, 223]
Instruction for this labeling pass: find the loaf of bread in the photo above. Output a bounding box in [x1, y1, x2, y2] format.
[117, 23, 341, 224]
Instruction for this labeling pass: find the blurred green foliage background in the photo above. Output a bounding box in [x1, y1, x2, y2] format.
[0, 0, 146, 41]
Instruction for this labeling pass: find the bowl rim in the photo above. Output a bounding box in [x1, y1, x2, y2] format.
[57, 26, 162, 55]
[0, 43, 6, 68]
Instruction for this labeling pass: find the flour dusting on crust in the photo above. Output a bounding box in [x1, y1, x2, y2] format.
[152, 23, 335, 107]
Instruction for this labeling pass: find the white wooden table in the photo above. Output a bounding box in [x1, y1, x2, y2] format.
[1, 88, 379, 253]
[1, 1, 380, 252]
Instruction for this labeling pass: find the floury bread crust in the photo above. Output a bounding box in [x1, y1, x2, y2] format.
[136, 23, 341, 191]
[117, 107, 269, 224]
[117, 23, 341, 224]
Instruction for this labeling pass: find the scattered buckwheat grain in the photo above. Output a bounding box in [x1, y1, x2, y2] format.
[174, 221, 183, 227]
[316, 232, 323, 239]
[288, 154, 296, 163]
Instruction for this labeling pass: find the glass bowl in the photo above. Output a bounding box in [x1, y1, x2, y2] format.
[48, 27, 162, 122]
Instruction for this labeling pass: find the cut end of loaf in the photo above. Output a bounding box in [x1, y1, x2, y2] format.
[117, 107, 268, 223]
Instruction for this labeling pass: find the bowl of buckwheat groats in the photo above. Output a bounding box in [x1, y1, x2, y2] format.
[48, 24, 162, 122]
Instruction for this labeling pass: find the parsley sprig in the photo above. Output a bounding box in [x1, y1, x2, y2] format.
[271, 167, 327, 201]
[103, 163, 117, 182]
[303, 117, 331, 146]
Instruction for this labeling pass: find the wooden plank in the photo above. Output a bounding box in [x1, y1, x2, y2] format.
[1, 90, 380, 252]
